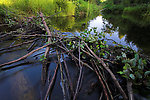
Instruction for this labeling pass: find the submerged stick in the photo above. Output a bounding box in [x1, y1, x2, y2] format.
[44, 65, 59, 100]
[62, 54, 74, 96]
[56, 50, 66, 100]
[0, 42, 54, 67]
[93, 60, 114, 100]
[0, 39, 38, 51]
[91, 60, 109, 100]
[57, 44, 93, 71]
[73, 40, 83, 100]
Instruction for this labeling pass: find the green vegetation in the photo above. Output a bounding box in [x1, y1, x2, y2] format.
[101, 0, 150, 88]
[102, 0, 150, 22]
[67, 28, 150, 87]
[117, 53, 150, 86]
[0, 0, 101, 31]
[101, 0, 150, 57]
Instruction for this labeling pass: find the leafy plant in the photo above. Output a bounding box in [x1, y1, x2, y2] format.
[40, 54, 47, 61]
[78, 28, 110, 59]
[117, 52, 150, 86]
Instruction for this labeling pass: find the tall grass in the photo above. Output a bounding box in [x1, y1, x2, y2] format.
[1, 0, 76, 16]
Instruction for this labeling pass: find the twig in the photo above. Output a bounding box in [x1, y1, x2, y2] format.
[44, 65, 59, 100]
[99, 92, 103, 100]
[73, 40, 83, 100]
[27, 40, 37, 51]
[127, 80, 134, 100]
[62, 54, 74, 96]
[83, 41, 128, 100]
[56, 50, 66, 100]
[40, 12, 52, 58]
[57, 45, 93, 71]
[0, 42, 55, 67]
[93, 60, 114, 100]
[12, 34, 59, 37]
[91, 60, 109, 100]
[0, 39, 38, 51]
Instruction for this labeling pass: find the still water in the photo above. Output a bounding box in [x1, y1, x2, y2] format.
[0, 0, 150, 100]
[0, 14, 150, 99]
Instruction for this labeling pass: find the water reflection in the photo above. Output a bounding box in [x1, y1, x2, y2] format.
[0, 0, 100, 32]
[88, 15, 138, 51]
[96, 13, 150, 56]
[10, 72, 35, 100]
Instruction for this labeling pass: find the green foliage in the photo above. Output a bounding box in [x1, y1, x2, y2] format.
[0, 4, 6, 17]
[117, 52, 150, 86]
[74, 0, 100, 17]
[122, 4, 150, 26]
[40, 54, 47, 61]
[79, 28, 110, 59]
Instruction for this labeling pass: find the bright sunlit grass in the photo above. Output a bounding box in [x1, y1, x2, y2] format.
[0, 0, 12, 5]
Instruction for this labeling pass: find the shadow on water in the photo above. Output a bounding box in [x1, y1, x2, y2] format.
[0, 0, 150, 100]
[0, 37, 102, 100]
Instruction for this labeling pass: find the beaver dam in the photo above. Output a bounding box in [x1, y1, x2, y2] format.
[0, 0, 150, 100]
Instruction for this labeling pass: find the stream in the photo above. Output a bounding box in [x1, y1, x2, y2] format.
[0, 14, 150, 100]
[0, 1, 150, 100]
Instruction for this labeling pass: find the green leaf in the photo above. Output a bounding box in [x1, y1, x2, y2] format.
[122, 52, 127, 58]
[69, 41, 72, 45]
[129, 74, 135, 80]
[122, 60, 128, 63]
[122, 75, 129, 79]
[117, 71, 124, 74]
[144, 71, 150, 76]
[135, 54, 139, 60]
[82, 55, 86, 59]
[138, 58, 143, 65]
[130, 58, 136, 66]
[84, 30, 87, 33]
[80, 44, 84, 49]
[102, 53, 105, 56]
[123, 63, 130, 70]
[105, 51, 110, 54]
[142, 60, 147, 65]
[106, 45, 109, 48]
[40, 59, 43, 61]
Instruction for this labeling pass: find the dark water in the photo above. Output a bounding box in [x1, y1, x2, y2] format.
[0, 1, 150, 100]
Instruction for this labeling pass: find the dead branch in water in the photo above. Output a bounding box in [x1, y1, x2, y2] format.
[56, 50, 66, 100]
[44, 65, 59, 100]
[0, 39, 38, 51]
[0, 42, 55, 67]
[127, 80, 134, 100]
[2, 11, 147, 100]
[40, 12, 52, 58]
[73, 40, 83, 100]
[62, 54, 74, 96]
[83, 41, 128, 100]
